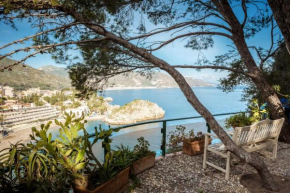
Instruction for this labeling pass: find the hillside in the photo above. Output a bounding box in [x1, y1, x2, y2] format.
[0, 58, 70, 90]
[105, 72, 215, 88]
[0, 58, 214, 91]
[37, 66, 215, 88]
[39, 65, 69, 78]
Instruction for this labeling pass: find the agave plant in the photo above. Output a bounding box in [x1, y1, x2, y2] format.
[53, 112, 88, 181]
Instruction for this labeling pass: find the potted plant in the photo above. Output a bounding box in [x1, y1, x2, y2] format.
[74, 151, 131, 193]
[224, 113, 252, 129]
[0, 112, 131, 193]
[73, 124, 131, 193]
[130, 137, 155, 175]
[168, 125, 211, 156]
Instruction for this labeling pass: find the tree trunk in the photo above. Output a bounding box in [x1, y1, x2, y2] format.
[68, 19, 279, 192]
[268, 0, 290, 54]
[214, 0, 290, 143]
[267, 0, 290, 142]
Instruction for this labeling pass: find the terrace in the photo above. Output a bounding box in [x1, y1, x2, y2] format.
[131, 142, 290, 193]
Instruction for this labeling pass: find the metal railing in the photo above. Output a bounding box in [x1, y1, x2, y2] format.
[89, 111, 249, 159]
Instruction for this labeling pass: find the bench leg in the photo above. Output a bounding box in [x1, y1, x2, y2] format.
[225, 151, 231, 180]
[272, 142, 278, 160]
[203, 135, 209, 169]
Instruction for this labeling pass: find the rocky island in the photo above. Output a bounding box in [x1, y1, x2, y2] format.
[103, 99, 165, 125]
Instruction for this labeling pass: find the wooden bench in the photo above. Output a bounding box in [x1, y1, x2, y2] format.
[202, 118, 285, 180]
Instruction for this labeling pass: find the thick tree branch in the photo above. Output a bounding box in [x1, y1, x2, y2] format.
[147, 31, 232, 51]
[171, 65, 255, 78]
[241, 0, 248, 28]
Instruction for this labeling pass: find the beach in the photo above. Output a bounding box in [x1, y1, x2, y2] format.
[0, 114, 104, 150]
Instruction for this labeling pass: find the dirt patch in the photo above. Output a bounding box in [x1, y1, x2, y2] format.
[240, 173, 290, 193]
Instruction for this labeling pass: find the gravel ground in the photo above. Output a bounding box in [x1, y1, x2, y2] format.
[129, 142, 290, 193]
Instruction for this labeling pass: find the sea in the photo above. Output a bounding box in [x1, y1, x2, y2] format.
[52, 87, 247, 157]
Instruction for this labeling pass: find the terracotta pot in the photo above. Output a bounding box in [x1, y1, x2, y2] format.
[74, 167, 130, 193]
[130, 154, 155, 175]
[183, 138, 212, 156]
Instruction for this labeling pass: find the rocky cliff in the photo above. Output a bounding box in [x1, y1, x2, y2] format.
[104, 99, 165, 125]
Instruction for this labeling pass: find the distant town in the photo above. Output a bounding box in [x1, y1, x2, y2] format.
[0, 85, 110, 137]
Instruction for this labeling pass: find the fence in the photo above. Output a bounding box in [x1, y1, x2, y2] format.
[88, 111, 249, 159]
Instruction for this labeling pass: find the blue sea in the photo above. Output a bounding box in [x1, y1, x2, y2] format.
[84, 87, 247, 131]
[52, 87, 247, 158]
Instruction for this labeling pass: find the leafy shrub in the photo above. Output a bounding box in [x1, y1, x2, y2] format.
[167, 125, 205, 152]
[133, 137, 155, 160]
[225, 113, 252, 129]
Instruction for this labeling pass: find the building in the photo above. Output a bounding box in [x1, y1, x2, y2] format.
[1, 86, 15, 98]
[41, 90, 59, 97]
[0, 106, 60, 131]
[22, 87, 41, 96]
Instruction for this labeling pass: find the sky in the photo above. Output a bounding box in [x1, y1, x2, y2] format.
[0, 2, 280, 84]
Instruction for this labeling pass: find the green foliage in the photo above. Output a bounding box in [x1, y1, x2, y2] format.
[133, 137, 155, 159]
[0, 112, 90, 192]
[43, 92, 69, 105]
[225, 100, 269, 129]
[0, 58, 70, 90]
[19, 93, 44, 106]
[167, 125, 205, 151]
[89, 136, 154, 189]
[0, 97, 5, 105]
[225, 113, 252, 129]
[248, 99, 268, 123]
[87, 93, 108, 115]
[0, 135, 71, 192]
[219, 44, 290, 108]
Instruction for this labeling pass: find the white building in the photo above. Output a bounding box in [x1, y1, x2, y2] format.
[2, 86, 15, 98]
[22, 87, 41, 96]
[0, 106, 60, 131]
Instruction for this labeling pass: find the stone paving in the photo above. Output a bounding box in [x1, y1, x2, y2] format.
[130, 142, 290, 193]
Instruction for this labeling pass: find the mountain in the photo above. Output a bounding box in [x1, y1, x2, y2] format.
[0, 58, 214, 91]
[0, 58, 70, 90]
[39, 65, 69, 78]
[106, 72, 215, 88]
[37, 66, 215, 88]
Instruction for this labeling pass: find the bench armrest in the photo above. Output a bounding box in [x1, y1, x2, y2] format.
[205, 131, 234, 139]
[205, 132, 218, 138]
[226, 131, 234, 136]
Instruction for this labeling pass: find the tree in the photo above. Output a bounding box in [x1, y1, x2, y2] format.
[268, 0, 290, 54]
[0, 0, 285, 190]
[220, 44, 290, 107]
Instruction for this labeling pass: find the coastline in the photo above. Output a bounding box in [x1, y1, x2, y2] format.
[0, 121, 60, 150]
[104, 86, 216, 91]
[0, 114, 105, 150]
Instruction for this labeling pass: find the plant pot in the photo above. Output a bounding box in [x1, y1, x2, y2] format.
[74, 167, 130, 193]
[183, 138, 212, 156]
[130, 154, 155, 175]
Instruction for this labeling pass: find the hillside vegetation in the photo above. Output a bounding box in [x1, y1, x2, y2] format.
[0, 57, 214, 91]
[0, 58, 70, 90]
[104, 99, 165, 124]
[106, 72, 215, 88]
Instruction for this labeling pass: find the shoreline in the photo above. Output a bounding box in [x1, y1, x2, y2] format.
[0, 114, 105, 150]
[104, 86, 216, 91]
